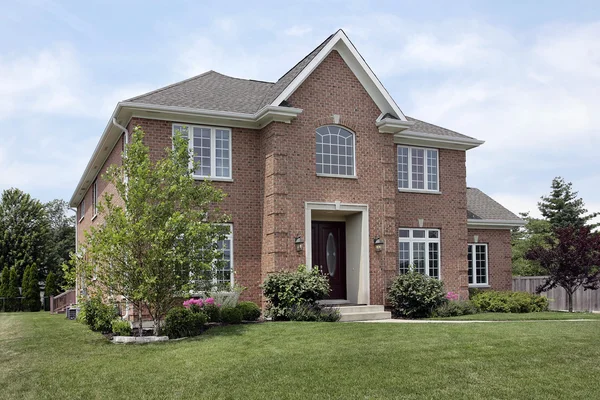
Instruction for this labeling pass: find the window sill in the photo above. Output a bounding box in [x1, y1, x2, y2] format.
[193, 176, 234, 182]
[398, 188, 442, 195]
[469, 284, 490, 288]
[78, 217, 84, 223]
[91, 214, 98, 221]
[316, 173, 358, 180]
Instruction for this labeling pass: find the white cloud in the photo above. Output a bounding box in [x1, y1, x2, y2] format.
[284, 25, 313, 37]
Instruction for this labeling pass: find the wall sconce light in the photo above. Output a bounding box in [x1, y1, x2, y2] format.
[373, 237, 384, 252]
[474, 235, 479, 243]
[294, 236, 304, 252]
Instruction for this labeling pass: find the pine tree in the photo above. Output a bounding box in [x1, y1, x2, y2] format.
[0, 189, 50, 282]
[538, 177, 599, 229]
[22, 264, 40, 312]
[7, 266, 20, 311]
[45, 271, 58, 297]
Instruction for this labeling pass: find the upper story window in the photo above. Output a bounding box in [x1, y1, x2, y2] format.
[78, 199, 85, 222]
[398, 228, 440, 279]
[173, 124, 232, 180]
[92, 180, 98, 217]
[468, 243, 488, 287]
[397, 146, 439, 192]
[316, 125, 355, 177]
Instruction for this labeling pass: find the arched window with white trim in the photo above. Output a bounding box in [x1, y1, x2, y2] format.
[316, 125, 356, 177]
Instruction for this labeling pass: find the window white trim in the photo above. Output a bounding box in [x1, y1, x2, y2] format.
[214, 224, 234, 287]
[316, 125, 357, 178]
[172, 124, 232, 180]
[468, 243, 489, 287]
[398, 228, 441, 279]
[92, 180, 98, 218]
[78, 199, 85, 223]
[397, 146, 439, 193]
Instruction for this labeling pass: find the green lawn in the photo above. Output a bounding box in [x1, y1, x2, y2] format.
[1, 313, 600, 400]
[430, 311, 600, 321]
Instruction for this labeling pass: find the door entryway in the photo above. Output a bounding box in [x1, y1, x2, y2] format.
[311, 221, 347, 299]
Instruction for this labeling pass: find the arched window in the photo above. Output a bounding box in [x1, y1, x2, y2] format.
[316, 126, 355, 176]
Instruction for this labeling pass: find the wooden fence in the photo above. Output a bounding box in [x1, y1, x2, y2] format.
[513, 276, 600, 312]
[50, 289, 76, 314]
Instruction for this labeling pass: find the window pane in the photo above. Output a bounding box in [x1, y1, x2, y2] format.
[413, 242, 426, 274]
[475, 244, 487, 284]
[397, 146, 409, 189]
[428, 230, 439, 239]
[193, 127, 211, 176]
[411, 148, 424, 189]
[399, 229, 410, 238]
[428, 242, 439, 278]
[427, 149, 438, 191]
[413, 230, 426, 238]
[468, 245, 473, 284]
[215, 232, 232, 286]
[399, 242, 410, 274]
[316, 126, 355, 176]
[215, 129, 230, 178]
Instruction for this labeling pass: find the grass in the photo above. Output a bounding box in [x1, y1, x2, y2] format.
[430, 311, 600, 321]
[1, 313, 600, 400]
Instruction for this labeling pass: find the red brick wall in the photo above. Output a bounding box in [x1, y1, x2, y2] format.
[467, 229, 513, 291]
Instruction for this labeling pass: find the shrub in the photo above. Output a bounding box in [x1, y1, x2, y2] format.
[470, 290, 549, 313]
[81, 296, 118, 333]
[221, 306, 243, 324]
[387, 272, 447, 318]
[433, 300, 478, 317]
[236, 301, 261, 321]
[22, 264, 41, 312]
[111, 319, 132, 336]
[203, 303, 221, 323]
[163, 307, 207, 339]
[262, 265, 330, 320]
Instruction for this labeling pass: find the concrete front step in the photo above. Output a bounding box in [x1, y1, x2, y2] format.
[335, 305, 391, 322]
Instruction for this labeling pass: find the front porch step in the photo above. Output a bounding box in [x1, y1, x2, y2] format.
[335, 305, 391, 322]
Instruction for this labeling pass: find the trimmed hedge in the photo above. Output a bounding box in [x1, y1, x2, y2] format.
[221, 307, 243, 324]
[387, 272, 447, 318]
[433, 300, 478, 317]
[236, 301, 261, 321]
[471, 290, 549, 313]
[163, 307, 207, 339]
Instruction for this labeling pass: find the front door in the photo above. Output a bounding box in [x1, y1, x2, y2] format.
[311, 221, 347, 300]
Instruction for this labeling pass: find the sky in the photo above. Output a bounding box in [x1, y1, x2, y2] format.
[1, 0, 599, 219]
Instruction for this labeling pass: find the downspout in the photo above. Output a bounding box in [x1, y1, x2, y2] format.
[111, 118, 130, 321]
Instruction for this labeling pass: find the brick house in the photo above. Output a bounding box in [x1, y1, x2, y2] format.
[70, 30, 522, 312]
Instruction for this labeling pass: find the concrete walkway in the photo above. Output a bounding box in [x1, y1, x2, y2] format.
[358, 318, 600, 323]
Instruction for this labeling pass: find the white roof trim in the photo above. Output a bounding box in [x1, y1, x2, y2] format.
[467, 219, 525, 229]
[270, 30, 407, 120]
[376, 117, 415, 134]
[69, 103, 303, 207]
[394, 130, 485, 151]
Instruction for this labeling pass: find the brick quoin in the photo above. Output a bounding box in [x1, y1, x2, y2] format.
[77, 49, 514, 307]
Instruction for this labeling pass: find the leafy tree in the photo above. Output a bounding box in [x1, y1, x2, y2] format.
[538, 177, 598, 229]
[72, 127, 228, 335]
[44, 199, 75, 283]
[7, 266, 20, 311]
[0, 188, 49, 281]
[45, 271, 59, 297]
[22, 264, 40, 312]
[511, 213, 552, 276]
[526, 226, 600, 312]
[0, 266, 8, 311]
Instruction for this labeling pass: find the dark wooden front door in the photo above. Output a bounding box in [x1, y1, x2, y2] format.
[311, 221, 347, 300]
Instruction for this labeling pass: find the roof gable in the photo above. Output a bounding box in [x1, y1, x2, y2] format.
[267, 29, 407, 121]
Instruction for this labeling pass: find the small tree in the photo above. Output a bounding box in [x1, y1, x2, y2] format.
[526, 226, 600, 312]
[538, 177, 598, 230]
[74, 127, 228, 335]
[7, 266, 20, 311]
[22, 264, 40, 312]
[45, 271, 58, 297]
[511, 212, 552, 276]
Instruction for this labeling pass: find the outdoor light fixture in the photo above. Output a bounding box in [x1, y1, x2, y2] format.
[373, 237, 384, 252]
[294, 236, 304, 252]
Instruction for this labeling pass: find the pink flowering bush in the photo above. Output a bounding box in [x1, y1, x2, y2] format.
[183, 297, 220, 322]
[446, 291, 460, 301]
[183, 298, 204, 308]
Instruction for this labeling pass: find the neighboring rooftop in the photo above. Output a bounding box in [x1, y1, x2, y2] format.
[467, 188, 522, 221]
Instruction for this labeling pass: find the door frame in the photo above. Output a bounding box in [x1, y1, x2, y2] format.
[304, 201, 370, 305]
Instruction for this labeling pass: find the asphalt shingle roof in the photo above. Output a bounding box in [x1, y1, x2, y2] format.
[467, 187, 521, 221]
[124, 32, 474, 141]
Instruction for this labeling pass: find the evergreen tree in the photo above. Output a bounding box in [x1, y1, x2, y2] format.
[22, 264, 40, 312]
[0, 266, 9, 311]
[44, 199, 75, 284]
[45, 271, 59, 297]
[7, 266, 20, 311]
[0, 189, 49, 281]
[512, 213, 552, 276]
[538, 177, 599, 229]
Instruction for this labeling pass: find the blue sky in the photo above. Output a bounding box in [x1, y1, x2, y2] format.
[1, 0, 599, 219]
